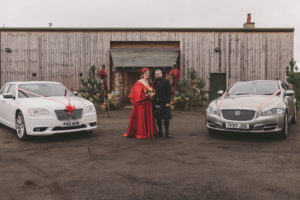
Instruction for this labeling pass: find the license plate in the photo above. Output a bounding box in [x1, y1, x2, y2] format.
[62, 121, 80, 127]
[225, 123, 249, 129]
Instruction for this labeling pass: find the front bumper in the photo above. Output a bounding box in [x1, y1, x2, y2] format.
[25, 113, 97, 136]
[206, 112, 285, 133]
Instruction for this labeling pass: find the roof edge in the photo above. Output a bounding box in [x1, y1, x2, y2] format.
[0, 27, 295, 32]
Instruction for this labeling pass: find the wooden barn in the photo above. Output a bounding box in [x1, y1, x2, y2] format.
[0, 18, 294, 104]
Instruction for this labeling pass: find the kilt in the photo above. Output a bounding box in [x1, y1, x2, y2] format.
[153, 102, 172, 120]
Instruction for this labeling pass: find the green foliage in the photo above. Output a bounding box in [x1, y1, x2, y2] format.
[78, 66, 104, 110]
[175, 67, 207, 109]
[188, 68, 198, 80]
[285, 58, 300, 109]
[195, 78, 206, 90]
[286, 58, 299, 86]
[178, 79, 191, 96]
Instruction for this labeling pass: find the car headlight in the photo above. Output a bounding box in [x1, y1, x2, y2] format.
[206, 106, 219, 115]
[84, 105, 96, 114]
[261, 108, 284, 116]
[28, 108, 50, 116]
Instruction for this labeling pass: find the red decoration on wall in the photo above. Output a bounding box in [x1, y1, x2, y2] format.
[170, 69, 180, 80]
[98, 67, 108, 79]
[98, 66, 108, 96]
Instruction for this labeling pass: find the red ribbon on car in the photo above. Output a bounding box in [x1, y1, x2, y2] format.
[218, 90, 228, 108]
[17, 88, 76, 115]
[257, 89, 281, 108]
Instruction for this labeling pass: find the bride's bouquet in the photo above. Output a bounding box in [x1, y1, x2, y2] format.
[144, 88, 155, 100]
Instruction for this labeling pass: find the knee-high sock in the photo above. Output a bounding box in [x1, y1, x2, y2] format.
[164, 120, 169, 136]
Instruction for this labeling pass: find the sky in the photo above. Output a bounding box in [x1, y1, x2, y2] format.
[0, 0, 299, 68]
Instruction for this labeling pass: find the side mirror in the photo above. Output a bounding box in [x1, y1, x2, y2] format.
[284, 90, 295, 96]
[217, 90, 224, 95]
[72, 91, 78, 96]
[3, 93, 15, 99]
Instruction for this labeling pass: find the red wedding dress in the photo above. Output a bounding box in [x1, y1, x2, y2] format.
[123, 81, 157, 139]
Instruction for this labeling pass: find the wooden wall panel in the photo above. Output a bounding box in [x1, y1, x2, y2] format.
[0, 30, 294, 93]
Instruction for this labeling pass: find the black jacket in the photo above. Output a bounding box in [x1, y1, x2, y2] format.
[153, 78, 171, 104]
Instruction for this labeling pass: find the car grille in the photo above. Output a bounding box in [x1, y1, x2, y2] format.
[55, 109, 83, 121]
[221, 110, 255, 121]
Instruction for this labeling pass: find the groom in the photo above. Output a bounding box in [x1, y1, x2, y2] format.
[153, 69, 172, 138]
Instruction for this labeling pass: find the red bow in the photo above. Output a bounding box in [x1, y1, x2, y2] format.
[65, 104, 76, 115]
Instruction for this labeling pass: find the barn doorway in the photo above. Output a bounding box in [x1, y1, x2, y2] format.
[110, 41, 180, 105]
[209, 73, 226, 102]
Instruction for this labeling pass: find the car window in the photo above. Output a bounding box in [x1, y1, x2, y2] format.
[0, 84, 11, 95]
[8, 84, 16, 96]
[281, 83, 289, 91]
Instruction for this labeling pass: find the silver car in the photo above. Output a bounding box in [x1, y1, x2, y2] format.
[206, 80, 297, 138]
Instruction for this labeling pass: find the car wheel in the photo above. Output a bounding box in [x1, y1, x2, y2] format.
[291, 106, 297, 124]
[279, 112, 288, 139]
[16, 112, 28, 140]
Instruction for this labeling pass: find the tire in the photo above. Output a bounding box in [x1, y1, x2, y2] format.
[291, 106, 297, 124]
[16, 112, 28, 140]
[279, 112, 288, 139]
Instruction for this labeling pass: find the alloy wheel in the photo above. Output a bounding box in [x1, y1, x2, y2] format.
[16, 113, 26, 139]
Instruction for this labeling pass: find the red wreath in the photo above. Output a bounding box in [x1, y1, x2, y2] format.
[170, 69, 180, 80]
[98, 66, 108, 96]
[98, 67, 108, 79]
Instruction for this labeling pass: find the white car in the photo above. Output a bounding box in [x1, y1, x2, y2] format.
[0, 81, 97, 140]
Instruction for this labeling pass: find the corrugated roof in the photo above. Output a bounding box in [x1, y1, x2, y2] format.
[111, 48, 179, 68]
[0, 27, 294, 32]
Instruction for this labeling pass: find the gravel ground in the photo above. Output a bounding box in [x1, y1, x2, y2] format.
[0, 108, 300, 200]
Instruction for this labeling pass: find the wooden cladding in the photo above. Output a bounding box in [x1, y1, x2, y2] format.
[0, 31, 294, 92]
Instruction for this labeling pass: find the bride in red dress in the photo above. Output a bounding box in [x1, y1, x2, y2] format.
[123, 67, 157, 139]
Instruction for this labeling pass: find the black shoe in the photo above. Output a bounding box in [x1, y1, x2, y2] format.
[156, 132, 162, 138]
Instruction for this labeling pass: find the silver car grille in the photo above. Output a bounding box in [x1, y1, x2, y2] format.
[55, 109, 83, 121]
[221, 110, 255, 121]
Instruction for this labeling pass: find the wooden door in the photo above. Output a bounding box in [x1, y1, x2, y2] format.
[123, 71, 140, 104]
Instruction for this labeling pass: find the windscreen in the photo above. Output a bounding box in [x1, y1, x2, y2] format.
[228, 81, 280, 95]
[18, 83, 74, 98]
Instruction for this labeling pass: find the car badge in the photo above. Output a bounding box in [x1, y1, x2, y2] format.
[235, 111, 241, 116]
